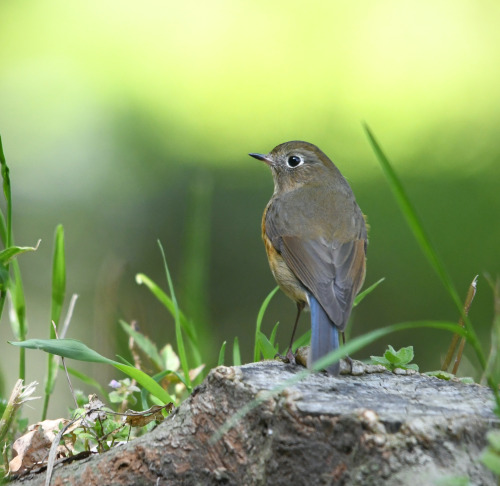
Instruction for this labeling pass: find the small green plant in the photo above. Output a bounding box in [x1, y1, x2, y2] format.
[108, 379, 141, 406]
[118, 320, 205, 404]
[424, 370, 474, 384]
[64, 394, 169, 456]
[480, 430, 500, 476]
[370, 345, 419, 371]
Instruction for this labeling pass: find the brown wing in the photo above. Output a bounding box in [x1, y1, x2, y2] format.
[281, 236, 365, 330]
[265, 204, 366, 331]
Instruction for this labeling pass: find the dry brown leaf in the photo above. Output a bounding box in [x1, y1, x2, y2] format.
[9, 419, 72, 474]
[123, 404, 174, 427]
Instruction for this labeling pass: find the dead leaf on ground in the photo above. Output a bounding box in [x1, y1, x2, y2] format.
[9, 419, 74, 475]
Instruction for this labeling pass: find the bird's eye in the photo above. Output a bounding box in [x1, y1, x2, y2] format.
[287, 155, 303, 168]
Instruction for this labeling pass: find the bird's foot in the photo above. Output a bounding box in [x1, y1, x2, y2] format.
[275, 348, 297, 365]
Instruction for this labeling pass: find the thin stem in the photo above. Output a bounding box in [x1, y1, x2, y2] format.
[442, 276, 478, 372]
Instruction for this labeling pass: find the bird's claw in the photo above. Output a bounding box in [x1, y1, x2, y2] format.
[274, 348, 297, 365]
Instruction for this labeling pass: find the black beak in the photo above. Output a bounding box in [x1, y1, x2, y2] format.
[249, 153, 273, 165]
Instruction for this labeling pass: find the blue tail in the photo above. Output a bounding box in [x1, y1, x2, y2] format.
[308, 294, 340, 375]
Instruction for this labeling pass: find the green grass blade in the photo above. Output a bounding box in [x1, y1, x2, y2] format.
[113, 363, 173, 404]
[257, 331, 278, 360]
[292, 330, 311, 350]
[0, 135, 12, 320]
[217, 341, 227, 366]
[364, 126, 461, 308]
[11, 262, 27, 379]
[157, 240, 192, 390]
[62, 365, 108, 397]
[0, 210, 6, 248]
[135, 273, 201, 366]
[0, 135, 12, 249]
[50, 225, 66, 328]
[119, 320, 163, 370]
[353, 278, 385, 307]
[0, 241, 40, 265]
[363, 125, 485, 370]
[11, 338, 115, 364]
[254, 286, 279, 362]
[233, 337, 241, 366]
[269, 322, 280, 347]
[152, 368, 189, 388]
[42, 224, 67, 420]
[181, 173, 213, 354]
[9, 266, 26, 341]
[115, 354, 136, 367]
[11, 338, 174, 404]
[0, 264, 8, 292]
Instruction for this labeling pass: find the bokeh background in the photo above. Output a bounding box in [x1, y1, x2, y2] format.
[1, 0, 499, 420]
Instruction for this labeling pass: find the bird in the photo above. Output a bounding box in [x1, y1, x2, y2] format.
[250, 141, 367, 375]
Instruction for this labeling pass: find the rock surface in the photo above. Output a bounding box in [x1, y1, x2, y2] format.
[12, 361, 499, 485]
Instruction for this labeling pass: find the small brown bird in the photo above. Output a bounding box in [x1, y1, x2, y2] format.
[250, 141, 367, 375]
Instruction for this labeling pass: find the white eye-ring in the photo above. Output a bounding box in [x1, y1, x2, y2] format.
[287, 155, 304, 168]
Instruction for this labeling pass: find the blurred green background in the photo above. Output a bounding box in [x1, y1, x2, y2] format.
[1, 0, 499, 419]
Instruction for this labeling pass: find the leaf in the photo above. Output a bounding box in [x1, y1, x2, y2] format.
[160, 344, 180, 372]
[113, 363, 173, 404]
[404, 363, 419, 371]
[0, 263, 9, 291]
[383, 346, 400, 364]
[0, 135, 12, 247]
[370, 355, 390, 367]
[269, 322, 280, 347]
[50, 225, 66, 328]
[0, 241, 40, 265]
[392, 345, 414, 365]
[486, 430, 500, 451]
[135, 273, 199, 355]
[257, 331, 278, 360]
[157, 240, 191, 390]
[364, 126, 459, 304]
[217, 341, 226, 366]
[233, 337, 241, 366]
[353, 278, 385, 307]
[10, 262, 27, 343]
[119, 320, 163, 370]
[11, 338, 174, 404]
[11, 339, 115, 364]
[311, 321, 464, 375]
[292, 329, 311, 350]
[481, 448, 500, 475]
[254, 286, 279, 362]
[425, 370, 454, 380]
[44, 226, 65, 416]
[152, 368, 188, 388]
[62, 365, 108, 397]
[0, 206, 6, 247]
[363, 125, 486, 373]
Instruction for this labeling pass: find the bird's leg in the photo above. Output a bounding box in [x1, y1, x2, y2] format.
[341, 331, 354, 371]
[286, 301, 305, 363]
[276, 301, 305, 365]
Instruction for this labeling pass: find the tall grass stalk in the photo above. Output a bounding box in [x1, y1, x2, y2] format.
[158, 240, 192, 391]
[364, 125, 498, 406]
[0, 136, 12, 319]
[181, 173, 214, 357]
[254, 286, 279, 362]
[41, 225, 66, 420]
